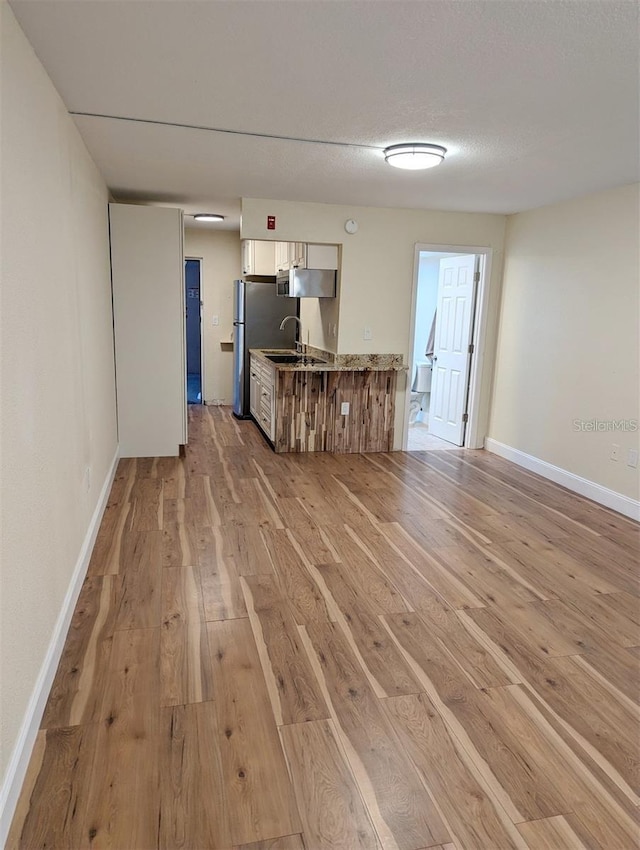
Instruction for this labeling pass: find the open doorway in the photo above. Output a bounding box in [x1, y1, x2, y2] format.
[404, 245, 492, 451]
[185, 258, 203, 404]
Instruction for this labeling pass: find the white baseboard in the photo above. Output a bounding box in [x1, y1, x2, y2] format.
[485, 438, 640, 522]
[0, 446, 120, 847]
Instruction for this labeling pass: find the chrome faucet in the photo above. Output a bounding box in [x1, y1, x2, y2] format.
[279, 315, 302, 349]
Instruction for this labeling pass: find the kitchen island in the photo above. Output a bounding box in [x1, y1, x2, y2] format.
[249, 348, 405, 453]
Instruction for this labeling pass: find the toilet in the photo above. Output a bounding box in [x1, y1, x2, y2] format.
[409, 361, 432, 425]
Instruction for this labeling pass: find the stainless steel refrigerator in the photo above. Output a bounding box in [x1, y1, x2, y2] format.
[233, 277, 298, 418]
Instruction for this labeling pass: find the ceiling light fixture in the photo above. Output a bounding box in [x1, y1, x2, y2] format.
[383, 143, 446, 170]
[193, 213, 225, 222]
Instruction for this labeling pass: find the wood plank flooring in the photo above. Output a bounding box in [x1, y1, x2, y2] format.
[8, 405, 640, 850]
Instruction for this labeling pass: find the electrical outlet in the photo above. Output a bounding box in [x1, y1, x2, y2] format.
[628, 448, 639, 468]
[341, 402, 350, 415]
[363, 327, 372, 341]
[212, 315, 219, 326]
[610, 443, 620, 462]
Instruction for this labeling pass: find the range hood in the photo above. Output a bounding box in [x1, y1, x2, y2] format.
[276, 268, 336, 298]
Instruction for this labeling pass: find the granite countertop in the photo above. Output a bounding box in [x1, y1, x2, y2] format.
[250, 348, 407, 372]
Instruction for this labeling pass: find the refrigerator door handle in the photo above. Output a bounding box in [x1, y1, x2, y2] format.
[234, 279, 245, 324]
[232, 320, 245, 416]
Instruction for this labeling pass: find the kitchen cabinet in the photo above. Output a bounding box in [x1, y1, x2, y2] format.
[274, 241, 290, 273]
[242, 239, 275, 276]
[249, 363, 260, 419]
[275, 241, 307, 272]
[260, 371, 275, 439]
[249, 354, 276, 439]
[291, 242, 307, 269]
[274, 241, 338, 273]
[109, 204, 186, 457]
[250, 351, 398, 453]
[306, 243, 339, 270]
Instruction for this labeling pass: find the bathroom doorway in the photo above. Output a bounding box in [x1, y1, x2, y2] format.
[404, 245, 492, 451]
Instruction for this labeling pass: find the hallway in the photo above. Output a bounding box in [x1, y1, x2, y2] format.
[8, 405, 639, 850]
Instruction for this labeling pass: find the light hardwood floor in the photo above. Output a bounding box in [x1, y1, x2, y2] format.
[8, 405, 639, 850]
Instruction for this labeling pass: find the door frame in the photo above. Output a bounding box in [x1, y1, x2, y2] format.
[184, 256, 205, 403]
[402, 243, 494, 450]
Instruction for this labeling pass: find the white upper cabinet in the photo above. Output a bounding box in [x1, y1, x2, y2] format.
[306, 244, 339, 270]
[291, 242, 307, 269]
[274, 242, 338, 272]
[265, 240, 339, 274]
[242, 240, 276, 276]
[274, 241, 290, 273]
[241, 240, 251, 275]
[275, 241, 306, 271]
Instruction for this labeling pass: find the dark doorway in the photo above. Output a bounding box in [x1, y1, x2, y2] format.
[185, 258, 202, 404]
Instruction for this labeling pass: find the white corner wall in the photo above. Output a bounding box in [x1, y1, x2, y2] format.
[0, 1, 118, 836]
[184, 228, 241, 404]
[489, 183, 640, 513]
[241, 198, 506, 448]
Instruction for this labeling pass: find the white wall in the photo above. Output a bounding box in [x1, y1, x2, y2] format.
[242, 198, 506, 448]
[298, 248, 341, 354]
[0, 0, 117, 827]
[489, 183, 640, 504]
[184, 228, 241, 404]
[299, 294, 340, 355]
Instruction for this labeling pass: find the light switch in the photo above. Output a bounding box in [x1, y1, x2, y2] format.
[341, 402, 350, 415]
[628, 448, 639, 468]
[212, 315, 219, 326]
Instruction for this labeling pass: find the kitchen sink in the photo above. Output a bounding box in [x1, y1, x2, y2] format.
[265, 354, 327, 365]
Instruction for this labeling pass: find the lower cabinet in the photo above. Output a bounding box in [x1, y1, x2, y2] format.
[249, 363, 260, 420]
[274, 369, 397, 453]
[250, 356, 397, 453]
[249, 356, 275, 440]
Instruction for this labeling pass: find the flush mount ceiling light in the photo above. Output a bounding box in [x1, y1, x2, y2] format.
[193, 213, 225, 222]
[383, 143, 447, 170]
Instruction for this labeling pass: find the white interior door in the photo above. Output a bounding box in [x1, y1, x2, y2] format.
[429, 254, 478, 445]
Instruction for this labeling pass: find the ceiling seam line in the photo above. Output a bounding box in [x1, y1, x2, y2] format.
[68, 111, 384, 151]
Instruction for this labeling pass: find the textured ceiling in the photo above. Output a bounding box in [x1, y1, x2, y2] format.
[9, 0, 640, 229]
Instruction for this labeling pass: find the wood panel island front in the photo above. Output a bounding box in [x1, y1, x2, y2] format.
[249, 348, 405, 453]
